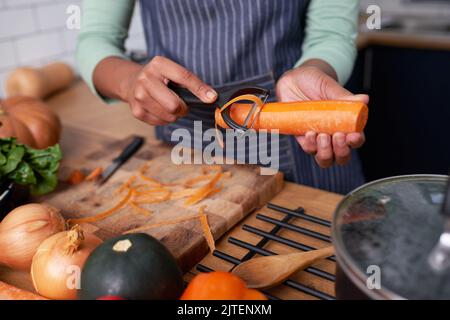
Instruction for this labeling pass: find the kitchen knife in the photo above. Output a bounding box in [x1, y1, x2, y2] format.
[97, 136, 145, 185]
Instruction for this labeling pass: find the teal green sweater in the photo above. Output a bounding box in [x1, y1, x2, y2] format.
[77, 0, 359, 94]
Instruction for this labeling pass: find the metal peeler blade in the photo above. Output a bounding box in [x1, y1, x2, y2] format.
[168, 82, 270, 137]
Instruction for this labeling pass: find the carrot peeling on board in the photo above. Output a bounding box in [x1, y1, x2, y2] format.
[199, 206, 215, 253]
[115, 176, 136, 195]
[85, 167, 103, 181]
[215, 94, 265, 148]
[67, 169, 85, 185]
[134, 188, 172, 204]
[215, 97, 369, 135]
[183, 174, 215, 187]
[68, 188, 134, 225]
[171, 188, 199, 200]
[185, 171, 222, 206]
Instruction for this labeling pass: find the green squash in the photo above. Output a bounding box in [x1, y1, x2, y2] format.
[78, 233, 183, 300]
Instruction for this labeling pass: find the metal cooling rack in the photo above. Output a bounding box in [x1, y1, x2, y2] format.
[194, 203, 336, 300]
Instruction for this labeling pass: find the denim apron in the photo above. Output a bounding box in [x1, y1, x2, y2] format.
[139, 0, 365, 194]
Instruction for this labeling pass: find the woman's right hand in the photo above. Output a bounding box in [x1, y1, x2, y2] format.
[121, 56, 217, 126]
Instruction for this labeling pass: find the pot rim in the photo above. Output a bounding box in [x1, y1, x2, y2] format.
[332, 174, 449, 300]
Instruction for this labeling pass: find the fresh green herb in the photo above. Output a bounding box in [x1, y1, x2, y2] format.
[0, 138, 62, 195]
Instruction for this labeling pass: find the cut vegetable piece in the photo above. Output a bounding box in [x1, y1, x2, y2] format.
[185, 171, 222, 206]
[67, 169, 85, 185]
[215, 94, 264, 148]
[133, 189, 171, 204]
[68, 189, 134, 225]
[215, 99, 369, 135]
[183, 174, 215, 187]
[171, 188, 199, 200]
[85, 167, 103, 181]
[199, 206, 215, 253]
[134, 186, 171, 197]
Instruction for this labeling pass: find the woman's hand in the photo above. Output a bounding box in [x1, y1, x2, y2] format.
[123, 56, 217, 125]
[275, 61, 369, 168]
[94, 56, 217, 126]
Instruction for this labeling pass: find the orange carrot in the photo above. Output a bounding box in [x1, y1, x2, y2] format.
[0, 281, 47, 300]
[85, 167, 103, 181]
[67, 169, 85, 185]
[215, 99, 369, 135]
[199, 206, 215, 253]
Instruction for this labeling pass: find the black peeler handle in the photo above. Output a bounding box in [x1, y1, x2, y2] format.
[168, 82, 215, 107]
[113, 136, 145, 163]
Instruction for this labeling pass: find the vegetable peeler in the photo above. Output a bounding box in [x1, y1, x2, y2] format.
[169, 83, 270, 136]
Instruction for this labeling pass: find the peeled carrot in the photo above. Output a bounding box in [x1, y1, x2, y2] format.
[0, 281, 47, 300]
[215, 100, 369, 135]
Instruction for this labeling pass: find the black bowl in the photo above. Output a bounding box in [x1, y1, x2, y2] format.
[0, 181, 30, 221]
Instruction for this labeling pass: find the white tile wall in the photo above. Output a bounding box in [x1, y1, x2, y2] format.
[0, 0, 147, 98]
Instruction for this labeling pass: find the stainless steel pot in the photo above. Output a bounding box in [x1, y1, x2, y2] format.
[332, 175, 450, 299]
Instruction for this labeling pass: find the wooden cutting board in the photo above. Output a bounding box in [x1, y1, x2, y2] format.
[39, 127, 284, 272]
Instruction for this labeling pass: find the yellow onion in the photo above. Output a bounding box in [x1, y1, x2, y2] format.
[31, 225, 102, 300]
[0, 203, 66, 270]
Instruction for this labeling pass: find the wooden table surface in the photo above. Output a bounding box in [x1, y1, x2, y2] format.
[46, 81, 343, 300]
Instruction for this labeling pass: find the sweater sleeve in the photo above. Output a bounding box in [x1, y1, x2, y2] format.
[296, 0, 360, 84]
[76, 0, 135, 98]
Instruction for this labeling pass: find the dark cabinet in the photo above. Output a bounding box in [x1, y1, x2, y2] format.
[347, 46, 450, 181]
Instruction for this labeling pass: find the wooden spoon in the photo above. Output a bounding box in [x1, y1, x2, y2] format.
[232, 246, 334, 289]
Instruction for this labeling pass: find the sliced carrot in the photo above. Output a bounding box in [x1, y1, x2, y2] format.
[123, 214, 202, 234]
[129, 202, 153, 216]
[171, 188, 199, 200]
[67, 169, 85, 185]
[215, 98, 369, 135]
[185, 171, 222, 206]
[183, 174, 215, 187]
[133, 188, 172, 204]
[85, 167, 103, 181]
[199, 206, 215, 253]
[206, 187, 222, 197]
[68, 188, 134, 225]
[134, 186, 171, 196]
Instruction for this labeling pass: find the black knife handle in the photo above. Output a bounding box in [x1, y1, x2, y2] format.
[113, 136, 145, 163]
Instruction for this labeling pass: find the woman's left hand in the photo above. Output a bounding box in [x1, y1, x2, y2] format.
[275, 63, 369, 168]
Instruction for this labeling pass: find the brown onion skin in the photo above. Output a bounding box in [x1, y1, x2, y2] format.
[31, 230, 102, 300]
[0, 204, 66, 270]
